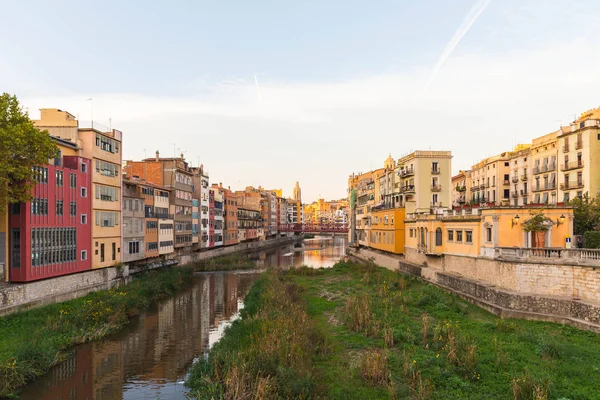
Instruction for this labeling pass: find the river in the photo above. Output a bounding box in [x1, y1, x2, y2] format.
[17, 235, 347, 400]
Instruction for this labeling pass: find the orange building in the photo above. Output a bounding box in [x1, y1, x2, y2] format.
[224, 188, 239, 246]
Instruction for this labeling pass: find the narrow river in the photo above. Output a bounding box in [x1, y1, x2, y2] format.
[18, 235, 347, 400]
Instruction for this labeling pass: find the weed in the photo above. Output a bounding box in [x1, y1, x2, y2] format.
[512, 370, 551, 400]
[421, 313, 430, 348]
[361, 349, 390, 386]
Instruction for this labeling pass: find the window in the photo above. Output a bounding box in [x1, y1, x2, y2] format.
[486, 227, 492, 242]
[30, 227, 76, 266]
[81, 187, 87, 198]
[11, 229, 21, 268]
[147, 242, 158, 251]
[456, 231, 463, 242]
[95, 185, 118, 202]
[466, 231, 473, 243]
[70, 201, 76, 216]
[503, 189, 509, 199]
[100, 243, 105, 262]
[504, 162, 509, 167]
[56, 170, 63, 186]
[81, 250, 87, 261]
[56, 200, 63, 216]
[128, 241, 140, 254]
[95, 211, 118, 227]
[435, 228, 442, 246]
[112, 242, 116, 261]
[70, 173, 76, 188]
[146, 221, 158, 230]
[447, 230, 454, 241]
[81, 214, 87, 224]
[81, 162, 87, 173]
[32, 166, 48, 183]
[96, 134, 119, 154]
[95, 160, 119, 177]
[31, 198, 49, 215]
[10, 203, 20, 215]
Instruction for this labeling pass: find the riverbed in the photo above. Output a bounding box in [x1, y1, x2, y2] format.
[17, 235, 346, 400]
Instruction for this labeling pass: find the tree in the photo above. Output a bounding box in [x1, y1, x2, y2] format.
[0, 93, 58, 211]
[568, 193, 600, 236]
[523, 210, 552, 248]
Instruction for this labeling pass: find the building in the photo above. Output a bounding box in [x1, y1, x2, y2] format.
[508, 145, 531, 206]
[191, 165, 210, 249]
[451, 170, 471, 208]
[530, 132, 559, 205]
[558, 108, 600, 202]
[8, 138, 92, 282]
[267, 191, 278, 237]
[210, 185, 224, 247]
[192, 199, 199, 246]
[223, 188, 239, 246]
[238, 208, 262, 241]
[469, 152, 513, 206]
[124, 152, 193, 254]
[276, 197, 288, 233]
[122, 179, 146, 264]
[397, 151, 452, 214]
[293, 181, 302, 202]
[34, 109, 123, 269]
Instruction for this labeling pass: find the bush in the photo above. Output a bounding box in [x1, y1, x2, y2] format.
[583, 231, 600, 249]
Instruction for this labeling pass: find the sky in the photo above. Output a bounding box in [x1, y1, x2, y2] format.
[1, 0, 599, 203]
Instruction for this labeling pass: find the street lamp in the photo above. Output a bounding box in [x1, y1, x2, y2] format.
[511, 214, 520, 228]
[557, 214, 565, 226]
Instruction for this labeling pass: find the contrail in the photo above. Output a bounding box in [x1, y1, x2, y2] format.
[425, 0, 492, 89]
[254, 75, 263, 102]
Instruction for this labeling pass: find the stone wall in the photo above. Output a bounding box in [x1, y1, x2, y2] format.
[0, 235, 300, 316]
[348, 246, 600, 332]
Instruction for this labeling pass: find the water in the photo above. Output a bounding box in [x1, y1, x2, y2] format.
[17, 235, 347, 400]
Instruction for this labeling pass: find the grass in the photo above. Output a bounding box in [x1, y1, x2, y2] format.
[192, 253, 256, 272]
[0, 266, 192, 397]
[188, 260, 600, 399]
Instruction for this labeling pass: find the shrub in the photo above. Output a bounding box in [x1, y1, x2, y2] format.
[583, 231, 600, 249]
[361, 349, 390, 386]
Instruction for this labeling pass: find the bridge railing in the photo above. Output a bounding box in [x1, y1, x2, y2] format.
[278, 223, 349, 233]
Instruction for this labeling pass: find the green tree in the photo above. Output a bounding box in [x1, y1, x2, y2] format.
[0, 93, 58, 211]
[522, 210, 552, 233]
[568, 193, 600, 235]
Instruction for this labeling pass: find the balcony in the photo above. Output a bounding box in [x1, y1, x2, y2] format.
[156, 213, 174, 219]
[399, 168, 414, 178]
[431, 184, 442, 192]
[560, 160, 584, 171]
[431, 168, 440, 175]
[455, 185, 466, 192]
[521, 174, 528, 181]
[562, 145, 570, 153]
[400, 185, 415, 194]
[511, 192, 518, 198]
[511, 176, 519, 183]
[479, 184, 485, 189]
[576, 140, 583, 150]
[560, 181, 584, 190]
[503, 180, 510, 186]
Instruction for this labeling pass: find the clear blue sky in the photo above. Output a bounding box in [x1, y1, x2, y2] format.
[1, 0, 599, 202]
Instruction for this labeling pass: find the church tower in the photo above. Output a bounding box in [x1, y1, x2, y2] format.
[293, 181, 302, 203]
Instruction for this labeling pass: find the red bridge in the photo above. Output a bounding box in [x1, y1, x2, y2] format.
[278, 223, 348, 233]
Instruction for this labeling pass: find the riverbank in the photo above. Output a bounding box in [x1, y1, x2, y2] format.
[187, 261, 600, 399]
[0, 267, 193, 398]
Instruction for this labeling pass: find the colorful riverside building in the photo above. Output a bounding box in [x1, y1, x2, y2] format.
[122, 179, 146, 264]
[8, 137, 92, 282]
[191, 165, 210, 249]
[33, 109, 123, 269]
[210, 184, 225, 247]
[124, 151, 193, 254]
[192, 199, 199, 247]
[223, 187, 239, 246]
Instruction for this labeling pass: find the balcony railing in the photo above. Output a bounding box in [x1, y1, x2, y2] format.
[400, 185, 415, 193]
[431, 184, 442, 192]
[521, 174, 528, 181]
[560, 181, 585, 190]
[399, 168, 414, 178]
[495, 247, 600, 264]
[562, 145, 570, 153]
[511, 176, 519, 183]
[156, 213, 174, 219]
[511, 192, 518, 198]
[479, 184, 485, 189]
[560, 160, 584, 171]
[576, 140, 583, 150]
[503, 180, 510, 186]
[455, 185, 466, 192]
[431, 168, 440, 175]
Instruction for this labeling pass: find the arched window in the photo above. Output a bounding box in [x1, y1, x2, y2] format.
[435, 228, 442, 246]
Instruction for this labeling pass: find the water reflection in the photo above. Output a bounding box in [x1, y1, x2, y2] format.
[17, 236, 346, 400]
[18, 273, 257, 400]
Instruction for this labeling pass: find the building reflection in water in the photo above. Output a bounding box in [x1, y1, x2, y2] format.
[17, 236, 346, 400]
[18, 272, 258, 400]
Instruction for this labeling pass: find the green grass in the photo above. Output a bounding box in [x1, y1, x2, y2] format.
[0, 266, 192, 397]
[192, 253, 256, 272]
[188, 261, 600, 399]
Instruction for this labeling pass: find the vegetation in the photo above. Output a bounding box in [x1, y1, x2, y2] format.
[583, 231, 600, 249]
[192, 253, 256, 271]
[189, 261, 600, 399]
[0, 267, 192, 397]
[304, 233, 316, 239]
[0, 93, 58, 211]
[569, 193, 600, 236]
[522, 210, 551, 233]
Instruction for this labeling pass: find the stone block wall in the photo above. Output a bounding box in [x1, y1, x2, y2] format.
[442, 255, 517, 292]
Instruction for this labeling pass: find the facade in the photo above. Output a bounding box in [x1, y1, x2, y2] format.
[558, 108, 600, 202]
[191, 165, 210, 249]
[211, 185, 225, 247]
[34, 109, 124, 269]
[124, 152, 193, 254]
[530, 132, 559, 205]
[238, 208, 261, 241]
[451, 170, 471, 207]
[508, 145, 531, 206]
[469, 152, 512, 206]
[293, 181, 302, 202]
[268, 191, 278, 237]
[369, 208, 406, 254]
[122, 180, 146, 264]
[192, 199, 199, 246]
[276, 197, 288, 232]
[8, 139, 92, 282]
[397, 151, 452, 213]
[224, 189, 239, 246]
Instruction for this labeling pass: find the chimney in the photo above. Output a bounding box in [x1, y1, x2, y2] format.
[219, 182, 222, 188]
[155, 150, 159, 161]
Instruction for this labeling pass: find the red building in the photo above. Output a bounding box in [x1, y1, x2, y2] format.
[8, 139, 92, 282]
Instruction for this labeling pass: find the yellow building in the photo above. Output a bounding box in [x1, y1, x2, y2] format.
[370, 208, 406, 254]
[451, 170, 471, 207]
[34, 109, 123, 269]
[397, 150, 452, 213]
[508, 145, 532, 206]
[530, 131, 559, 205]
[469, 152, 512, 206]
[557, 107, 600, 201]
[405, 206, 573, 260]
